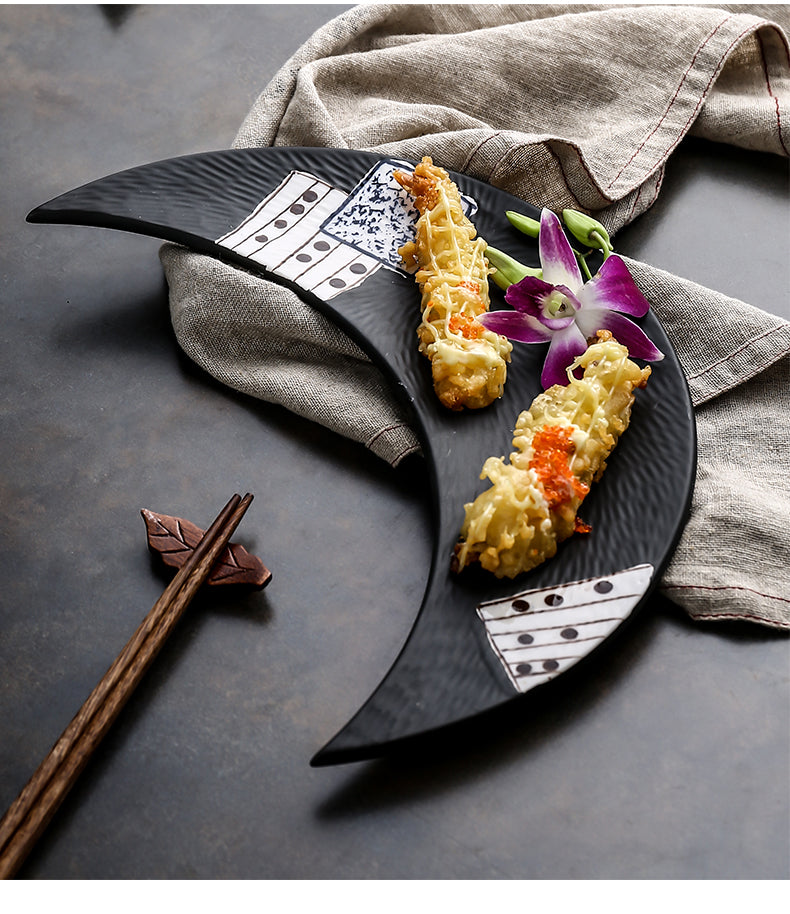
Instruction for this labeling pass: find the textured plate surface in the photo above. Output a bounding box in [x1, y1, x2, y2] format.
[28, 147, 696, 765]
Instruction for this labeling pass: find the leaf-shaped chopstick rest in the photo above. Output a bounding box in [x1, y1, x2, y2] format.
[141, 509, 271, 589]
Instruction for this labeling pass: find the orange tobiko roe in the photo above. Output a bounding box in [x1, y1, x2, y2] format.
[529, 425, 589, 511]
[448, 313, 485, 340]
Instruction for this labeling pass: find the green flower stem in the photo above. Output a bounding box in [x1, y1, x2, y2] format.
[576, 252, 593, 281]
[590, 230, 613, 258]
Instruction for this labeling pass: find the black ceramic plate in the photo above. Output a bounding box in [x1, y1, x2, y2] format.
[28, 148, 696, 765]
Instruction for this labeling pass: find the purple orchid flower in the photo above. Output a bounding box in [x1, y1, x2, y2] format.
[479, 208, 664, 388]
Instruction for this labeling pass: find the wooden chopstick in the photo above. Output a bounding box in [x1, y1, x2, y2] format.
[0, 492, 254, 879]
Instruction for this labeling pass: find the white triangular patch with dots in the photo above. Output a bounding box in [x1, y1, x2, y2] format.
[477, 564, 654, 693]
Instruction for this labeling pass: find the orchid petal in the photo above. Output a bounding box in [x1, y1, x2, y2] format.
[575, 309, 664, 361]
[505, 275, 555, 315]
[538, 208, 583, 292]
[505, 276, 576, 330]
[579, 254, 651, 317]
[541, 324, 588, 389]
[478, 310, 553, 343]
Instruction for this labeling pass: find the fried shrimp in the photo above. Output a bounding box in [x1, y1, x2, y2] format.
[394, 157, 512, 410]
[453, 331, 651, 579]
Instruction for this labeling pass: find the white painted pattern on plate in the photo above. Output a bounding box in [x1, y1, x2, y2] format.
[214, 159, 480, 300]
[215, 170, 380, 301]
[477, 564, 654, 693]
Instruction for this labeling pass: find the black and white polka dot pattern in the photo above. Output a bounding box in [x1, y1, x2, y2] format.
[215, 160, 480, 301]
[476, 564, 654, 694]
[215, 170, 380, 301]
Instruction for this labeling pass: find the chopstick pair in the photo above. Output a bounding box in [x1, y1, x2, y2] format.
[0, 493, 254, 879]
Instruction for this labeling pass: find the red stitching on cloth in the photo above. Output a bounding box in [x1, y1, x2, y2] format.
[649, 22, 770, 173]
[483, 139, 587, 209]
[662, 585, 790, 628]
[626, 184, 644, 223]
[625, 167, 666, 222]
[483, 139, 594, 209]
[606, 15, 733, 190]
[663, 583, 790, 604]
[542, 141, 613, 208]
[757, 28, 790, 156]
[682, 609, 790, 629]
[472, 135, 614, 209]
[543, 143, 583, 207]
[647, 166, 665, 209]
[566, 143, 614, 205]
[626, 181, 643, 222]
[684, 323, 790, 381]
[392, 444, 420, 465]
[460, 131, 504, 175]
[634, 165, 665, 215]
[366, 422, 410, 448]
[690, 351, 790, 407]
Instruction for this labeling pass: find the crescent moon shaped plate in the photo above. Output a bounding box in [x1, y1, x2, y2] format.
[27, 147, 696, 766]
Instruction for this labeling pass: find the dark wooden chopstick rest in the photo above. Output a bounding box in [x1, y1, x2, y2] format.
[0, 493, 257, 879]
[142, 508, 271, 589]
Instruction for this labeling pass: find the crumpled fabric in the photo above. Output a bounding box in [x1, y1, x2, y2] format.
[160, 3, 790, 629]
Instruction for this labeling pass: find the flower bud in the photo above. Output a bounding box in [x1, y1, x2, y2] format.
[561, 209, 611, 251]
[485, 246, 542, 290]
[506, 210, 541, 238]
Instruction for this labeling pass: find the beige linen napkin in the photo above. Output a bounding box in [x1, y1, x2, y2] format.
[161, 4, 790, 629]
